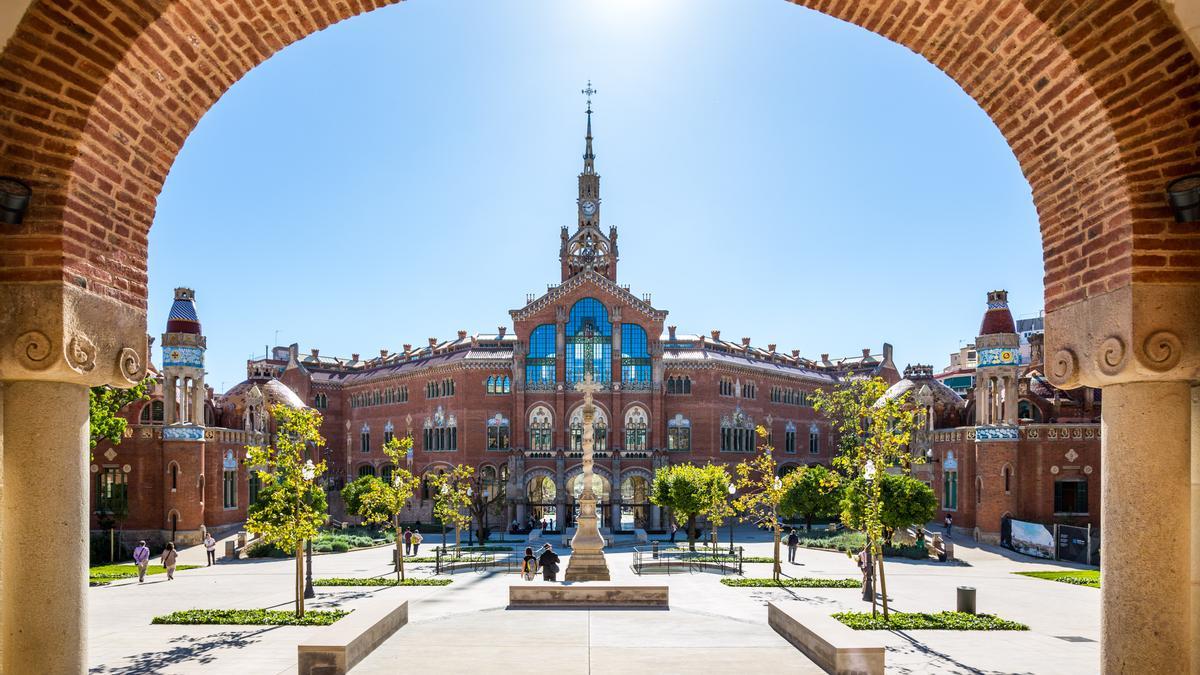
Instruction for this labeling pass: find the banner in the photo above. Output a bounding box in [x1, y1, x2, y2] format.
[1006, 517, 1055, 559]
[1056, 524, 1090, 564]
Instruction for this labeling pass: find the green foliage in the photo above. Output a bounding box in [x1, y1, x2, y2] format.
[340, 476, 390, 522]
[330, 541, 350, 553]
[833, 611, 1029, 631]
[313, 577, 453, 587]
[88, 377, 153, 450]
[779, 464, 842, 529]
[428, 464, 474, 547]
[794, 529, 868, 553]
[731, 428, 795, 580]
[1015, 570, 1099, 588]
[651, 463, 732, 551]
[244, 540, 290, 558]
[151, 609, 349, 626]
[721, 577, 861, 588]
[840, 473, 937, 543]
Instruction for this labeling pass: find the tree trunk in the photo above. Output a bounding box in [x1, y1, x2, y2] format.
[687, 514, 697, 552]
[805, 515, 813, 532]
[295, 542, 305, 617]
[772, 524, 782, 581]
[877, 549, 890, 620]
[395, 514, 405, 582]
[869, 536, 878, 618]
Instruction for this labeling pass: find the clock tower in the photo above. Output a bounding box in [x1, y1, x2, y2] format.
[562, 82, 619, 282]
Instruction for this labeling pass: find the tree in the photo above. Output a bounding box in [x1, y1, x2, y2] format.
[650, 463, 729, 552]
[840, 473, 937, 546]
[341, 475, 386, 521]
[465, 470, 505, 544]
[780, 464, 842, 532]
[358, 435, 420, 581]
[245, 405, 328, 617]
[813, 376, 922, 619]
[732, 426, 795, 581]
[428, 464, 473, 550]
[89, 377, 154, 451]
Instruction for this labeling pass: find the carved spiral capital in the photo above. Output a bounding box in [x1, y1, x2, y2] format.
[118, 347, 143, 384]
[1139, 330, 1182, 372]
[66, 333, 97, 373]
[1047, 348, 1079, 387]
[1095, 336, 1126, 376]
[14, 330, 54, 371]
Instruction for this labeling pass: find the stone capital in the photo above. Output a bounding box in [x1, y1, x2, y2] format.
[0, 282, 149, 387]
[1044, 284, 1199, 389]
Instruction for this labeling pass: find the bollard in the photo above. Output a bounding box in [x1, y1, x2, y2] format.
[224, 539, 236, 560]
[956, 586, 976, 614]
[652, 541, 660, 559]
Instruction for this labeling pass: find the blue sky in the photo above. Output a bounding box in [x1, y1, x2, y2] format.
[150, 0, 1043, 393]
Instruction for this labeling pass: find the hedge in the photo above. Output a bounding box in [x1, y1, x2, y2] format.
[833, 611, 1029, 631]
[151, 609, 349, 626]
[720, 577, 861, 588]
[313, 577, 453, 587]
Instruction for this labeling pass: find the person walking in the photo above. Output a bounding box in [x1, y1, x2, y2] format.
[160, 542, 178, 581]
[522, 546, 538, 581]
[943, 513, 953, 537]
[857, 545, 874, 602]
[203, 533, 217, 566]
[403, 529, 413, 556]
[410, 530, 423, 556]
[786, 528, 800, 564]
[539, 543, 560, 582]
[670, 522, 678, 543]
[133, 540, 151, 582]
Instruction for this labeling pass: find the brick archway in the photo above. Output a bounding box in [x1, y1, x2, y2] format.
[1, 2, 1199, 673]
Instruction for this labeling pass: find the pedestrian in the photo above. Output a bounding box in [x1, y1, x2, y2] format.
[541, 518, 548, 531]
[787, 528, 800, 564]
[539, 543, 560, 582]
[160, 542, 178, 581]
[133, 540, 151, 582]
[522, 546, 538, 581]
[943, 513, 953, 537]
[203, 532, 217, 566]
[857, 545, 874, 602]
[410, 530, 423, 556]
[403, 528, 413, 556]
[670, 522, 677, 543]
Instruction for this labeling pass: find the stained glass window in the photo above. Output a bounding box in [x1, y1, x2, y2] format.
[621, 324, 651, 384]
[526, 324, 556, 385]
[565, 298, 612, 383]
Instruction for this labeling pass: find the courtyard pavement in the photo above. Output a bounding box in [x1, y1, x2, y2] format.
[87, 526, 1099, 674]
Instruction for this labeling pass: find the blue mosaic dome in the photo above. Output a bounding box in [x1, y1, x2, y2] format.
[166, 287, 201, 334]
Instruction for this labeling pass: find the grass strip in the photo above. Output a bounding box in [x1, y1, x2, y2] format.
[151, 609, 349, 626]
[89, 564, 201, 583]
[721, 577, 861, 588]
[314, 577, 452, 587]
[833, 611, 1029, 631]
[1014, 570, 1099, 588]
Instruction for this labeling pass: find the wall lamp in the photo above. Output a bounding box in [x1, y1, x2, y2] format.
[0, 176, 32, 225]
[1166, 174, 1200, 223]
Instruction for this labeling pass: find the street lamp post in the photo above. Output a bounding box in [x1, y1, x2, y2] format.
[304, 539, 315, 599]
[466, 486, 474, 546]
[482, 487, 491, 544]
[727, 483, 737, 555]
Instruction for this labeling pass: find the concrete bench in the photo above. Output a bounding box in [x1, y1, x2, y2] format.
[509, 585, 668, 607]
[297, 596, 408, 675]
[767, 602, 884, 675]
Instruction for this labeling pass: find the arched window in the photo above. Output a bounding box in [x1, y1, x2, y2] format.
[570, 406, 608, 452]
[667, 414, 691, 451]
[249, 472, 261, 505]
[1003, 465, 1012, 494]
[976, 477, 983, 505]
[621, 324, 651, 384]
[486, 376, 496, 394]
[360, 424, 370, 453]
[721, 408, 754, 452]
[667, 377, 676, 395]
[423, 406, 457, 451]
[624, 406, 649, 451]
[529, 406, 553, 451]
[565, 298, 612, 383]
[808, 424, 821, 454]
[359, 465, 376, 478]
[487, 414, 511, 450]
[382, 464, 395, 482]
[526, 324, 557, 385]
[168, 462, 179, 491]
[784, 421, 797, 453]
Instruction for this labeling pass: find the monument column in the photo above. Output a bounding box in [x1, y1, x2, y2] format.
[565, 374, 611, 581]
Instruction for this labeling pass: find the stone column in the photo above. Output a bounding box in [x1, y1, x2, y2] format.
[1101, 381, 1191, 674]
[650, 504, 662, 530]
[1192, 385, 1200, 675]
[2, 381, 89, 674]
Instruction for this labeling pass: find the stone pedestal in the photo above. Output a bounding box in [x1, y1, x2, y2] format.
[1101, 381, 1192, 674]
[565, 513, 609, 581]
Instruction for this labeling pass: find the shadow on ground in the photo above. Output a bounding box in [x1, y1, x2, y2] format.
[88, 628, 277, 674]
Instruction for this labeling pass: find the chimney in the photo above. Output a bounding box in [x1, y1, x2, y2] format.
[821, 353, 830, 363]
[311, 348, 319, 358]
[428, 337, 438, 347]
[498, 326, 507, 337]
[668, 325, 677, 340]
[403, 344, 412, 352]
[791, 349, 800, 358]
[882, 343, 894, 363]
[380, 349, 389, 359]
[1029, 333, 1045, 367]
[862, 348, 871, 358]
[741, 337, 751, 347]
[352, 353, 360, 362]
[768, 343, 777, 353]
[457, 330, 468, 340]
[711, 330, 721, 341]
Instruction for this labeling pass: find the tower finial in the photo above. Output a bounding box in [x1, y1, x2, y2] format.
[581, 81, 596, 171]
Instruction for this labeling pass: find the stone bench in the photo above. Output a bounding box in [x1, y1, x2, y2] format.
[297, 596, 408, 675]
[509, 584, 668, 607]
[767, 602, 884, 675]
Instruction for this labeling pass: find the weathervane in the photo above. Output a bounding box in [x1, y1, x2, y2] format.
[582, 80, 597, 112]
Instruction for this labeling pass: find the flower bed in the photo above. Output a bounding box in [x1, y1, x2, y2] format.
[151, 609, 349, 626]
[833, 611, 1029, 631]
[313, 577, 452, 587]
[720, 577, 861, 588]
[1015, 570, 1099, 588]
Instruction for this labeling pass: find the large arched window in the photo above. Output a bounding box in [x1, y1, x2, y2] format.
[624, 406, 649, 451]
[667, 414, 691, 451]
[529, 406, 553, 451]
[487, 413, 511, 450]
[621, 324, 651, 385]
[140, 399, 165, 425]
[358, 465, 376, 478]
[565, 298, 612, 383]
[526, 324, 556, 386]
[570, 406, 608, 452]
[721, 407, 755, 453]
[423, 406, 457, 452]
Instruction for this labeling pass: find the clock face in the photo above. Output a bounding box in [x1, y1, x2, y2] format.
[581, 200, 597, 217]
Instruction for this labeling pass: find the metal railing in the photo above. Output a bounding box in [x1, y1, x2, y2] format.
[631, 544, 743, 576]
[433, 545, 523, 575]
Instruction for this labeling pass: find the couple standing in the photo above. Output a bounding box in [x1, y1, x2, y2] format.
[522, 544, 560, 581]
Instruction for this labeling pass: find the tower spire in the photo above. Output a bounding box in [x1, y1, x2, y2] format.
[582, 80, 596, 173]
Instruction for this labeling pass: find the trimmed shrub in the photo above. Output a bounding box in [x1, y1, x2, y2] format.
[313, 577, 453, 587]
[152, 609, 348, 626]
[330, 541, 351, 553]
[245, 540, 289, 558]
[833, 611, 1029, 631]
[721, 577, 861, 588]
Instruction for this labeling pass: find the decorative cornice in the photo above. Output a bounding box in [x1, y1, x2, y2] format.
[1045, 284, 1198, 388]
[510, 269, 668, 322]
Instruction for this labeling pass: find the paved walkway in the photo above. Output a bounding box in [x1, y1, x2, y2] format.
[87, 526, 1099, 674]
